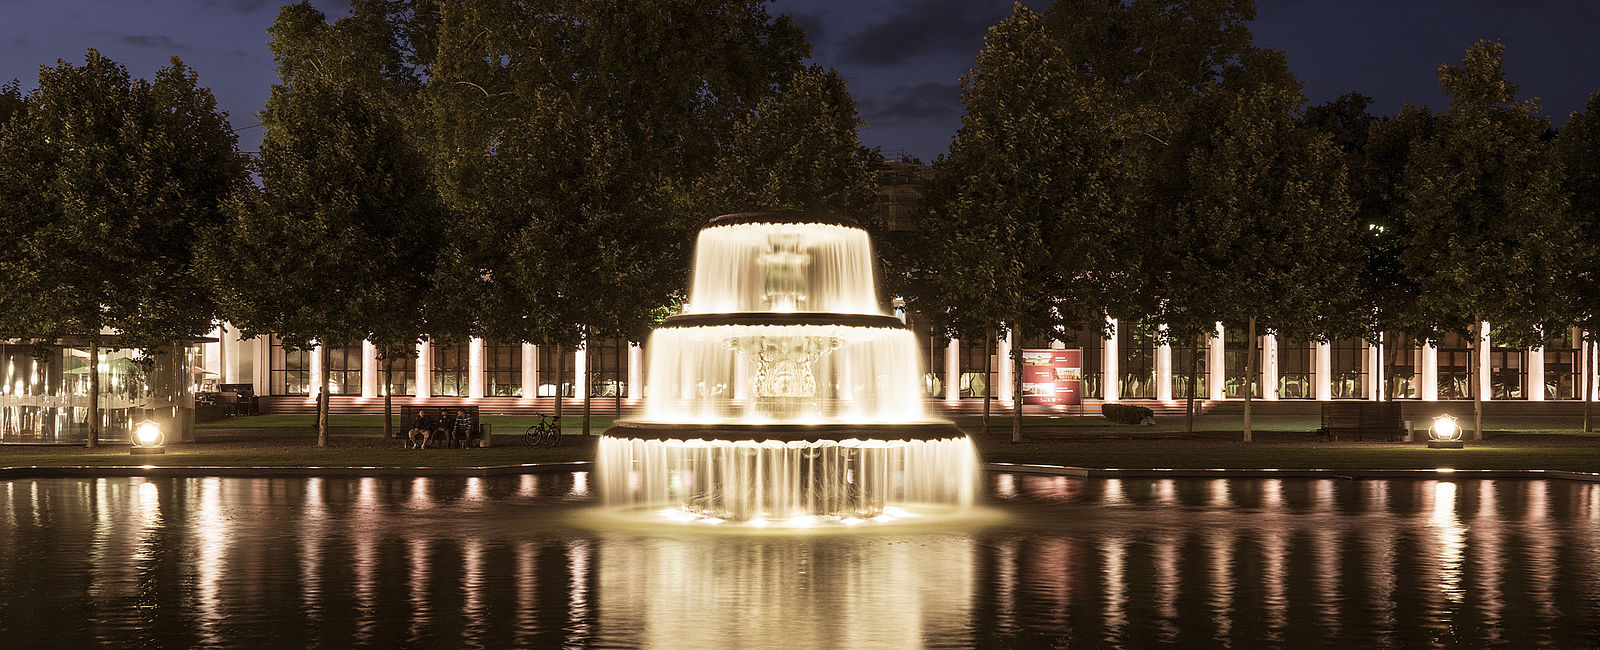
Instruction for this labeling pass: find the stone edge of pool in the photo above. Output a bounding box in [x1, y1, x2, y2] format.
[0, 461, 1598, 484]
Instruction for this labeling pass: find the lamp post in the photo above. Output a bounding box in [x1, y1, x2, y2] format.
[130, 419, 165, 455]
[1427, 414, 1465, 449]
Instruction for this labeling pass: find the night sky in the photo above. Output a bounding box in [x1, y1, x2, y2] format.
[3, 0, 1598, 161]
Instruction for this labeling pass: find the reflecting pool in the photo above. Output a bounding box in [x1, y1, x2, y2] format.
[2, 473, 1598, 647]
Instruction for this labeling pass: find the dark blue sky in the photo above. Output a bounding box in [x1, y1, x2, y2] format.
[3, 0, 1598, 161]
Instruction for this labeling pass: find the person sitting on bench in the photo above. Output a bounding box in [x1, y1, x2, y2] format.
[449, 409, 475, 448]
[407, 410, 438, 449]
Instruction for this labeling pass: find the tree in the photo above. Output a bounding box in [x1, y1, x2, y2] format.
[912, 6, 1133, 443]
[426, 1, 810, 435]
[1556, 91, 1600, 432]
[0, 52, 247, 447]
[1397, 41, 1573, 440]
[208, 3, 442, 447]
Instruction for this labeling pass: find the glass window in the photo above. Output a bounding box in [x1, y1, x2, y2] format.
[1381, 332, 1418, 400]
[1222, 325, 1256, 399]
[1278, 340, 1312, 399]
[1058, 325, 1103, 400]
[1437, 332, 1471, 400]
[589, 338, 627, 398]
[1171, 334, 1207, 400]
[324, 344, 362, 396]
[379, 351, 416, 397]
[958, 338, 993, 399]
[1489, 346, 1525, 400]
[431, 344, 470, 397]
[1118, 319, 1157, 399]
[1330, 337, 1366, 399]
[1544, 328, 1580, 400]
[484, 342, 523, 397]
[268, 335, 310, 396]
[538, 346, 574, 398]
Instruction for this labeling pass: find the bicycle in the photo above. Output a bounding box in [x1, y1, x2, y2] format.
[524, 414, 562, 447]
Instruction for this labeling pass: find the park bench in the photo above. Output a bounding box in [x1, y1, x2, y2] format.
[1315, 402, 1406, 441]
[399, 404, 489, 448]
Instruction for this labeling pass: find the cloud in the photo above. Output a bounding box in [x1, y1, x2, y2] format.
[119, 35, 192, 52]
[837, 0, 1043, 66]
[790, 11, 827, 45]
[858, 81, 961, 126]
[202, 0, 278, 13]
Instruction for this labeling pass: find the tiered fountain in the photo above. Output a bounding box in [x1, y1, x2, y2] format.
[598, 211, 980, 524]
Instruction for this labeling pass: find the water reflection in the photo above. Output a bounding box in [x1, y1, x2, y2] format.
[1, 474, 1598, 647]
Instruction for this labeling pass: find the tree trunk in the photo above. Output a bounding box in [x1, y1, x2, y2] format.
[382, 354, 393, 439]
[582, 328, 592, 436]
[982, 327, 993, 436]
[1244, 316, 1256, 443]
[317, 344, 330, 448]
[86, 334, 100, 448]
[1185, 336, 1199, 435]
[1011, 333, 1023, 444]
[1471, 317, 1483, 441]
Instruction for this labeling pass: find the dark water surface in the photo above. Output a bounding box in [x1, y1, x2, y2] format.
[3, 473, 1599, 648]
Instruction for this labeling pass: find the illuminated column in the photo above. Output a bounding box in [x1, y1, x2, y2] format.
[309, 342, 323, 398]
[1478, 321, 1492, 401]
[415, 341, 431, 399]
[628, 342, 643, 400]
[1421, 342, 1438, 401]
[997, 330, 1013, 404]
[1263, 333, 1279, 400]
[219, 323, 240, 385]
[204, 325, 222, 383]
[252, 336, 269, 395]
[361, 340, 378, 398]
[1367, 339, 1381, 401]
[468, 337, 485, 398]
[1527, 346, 1544, 401]
[1103, 316, 1119, 402]
[574, 343, 587, 400]
[1314, 341, 1331, 401]
[1155, 325, 1172, 402]
[1208, 323, 1225, 401]
[522, 344, 537, 401]
[944, 339, 960, 402]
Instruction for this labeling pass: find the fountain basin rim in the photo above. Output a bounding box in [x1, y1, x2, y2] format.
[660, 312, 906, 330]
[602, 421, 965, 442]
[707, 210, 862, 229]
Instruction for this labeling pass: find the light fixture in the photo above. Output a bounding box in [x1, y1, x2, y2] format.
[131, 420, 165, 455]
[1427, 414, 1464, 449]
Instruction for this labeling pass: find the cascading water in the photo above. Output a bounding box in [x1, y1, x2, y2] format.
[598, 211, 980, 524]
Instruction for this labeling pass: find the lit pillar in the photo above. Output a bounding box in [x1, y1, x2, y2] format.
[1367, 339, 1381, 401]
[204, 325, 222, 386]
[1155, 325, 1172, 402]
[220, 323, 240, 385]
[309, 342, 323, 398]
[573, 342, 587, 400]
[944, 338, 960, 403]
[1479, 320, 1492, 402]
[522, 344, 537, 401]
[361, 340, 377, 398]
[1263, 333, 1279, 400]
[628, 342, 643, 400]
[1527, 346, 1544, 401]
[1208, 322, 1225, 401]
[1421, 342, 1438, 401]
[252, 336, 269, 395]
[415, 341, 431, 399]
[1314, 340, 1331, 401]
[468, 337, 485, 398]
[997, 330, 1013, 404]
[1103, 316, 1119, 402]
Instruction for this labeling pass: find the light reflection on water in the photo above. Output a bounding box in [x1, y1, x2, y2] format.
[0, 473, 1598, 647]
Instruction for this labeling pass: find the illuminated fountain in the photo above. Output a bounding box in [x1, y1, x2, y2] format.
[598, 211, 979, 524]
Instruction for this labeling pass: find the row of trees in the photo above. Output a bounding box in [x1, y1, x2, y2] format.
[0, 0, 882, 446]
[908, 0, 1599, 442]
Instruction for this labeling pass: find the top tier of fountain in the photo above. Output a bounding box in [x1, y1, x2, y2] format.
[682, 212, 883, 316]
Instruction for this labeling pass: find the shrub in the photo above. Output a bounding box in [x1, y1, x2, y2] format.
[1101, 403, 1154, 425]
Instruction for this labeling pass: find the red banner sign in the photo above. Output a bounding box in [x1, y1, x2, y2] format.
[1022, 349, 1082, 406]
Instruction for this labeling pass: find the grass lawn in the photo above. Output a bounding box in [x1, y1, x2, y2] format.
[3, 413, 1597, 473]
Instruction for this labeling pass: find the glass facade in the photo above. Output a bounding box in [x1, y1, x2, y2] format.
[957, 338, 992, 399]
[1489, 346, 1525, 400]
[1278, 340, 1312, 399]
[381, 352, 417, 396]
[590, 339, 627, 398]
[1171, 337, 1206, 400]
[1437, 333, 1472, 400]
[324, 345, 362, 396]
[431, 344, 470, 397]
[1382, 333, 1418, 399]
[1330, 337, 1366, 399]
[1544, 329, 1580, 400]
[484, 342, 523, 397]
[1, 340, 197, 444]
[1058, 326, 1102, 400]
[268, 336, 310, 396]
[538, 346, 574, 398]
[1222, 325, 1254, 399]
[1117, 320, 1157, 399]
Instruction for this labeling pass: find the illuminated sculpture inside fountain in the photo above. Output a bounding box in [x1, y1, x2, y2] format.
[598, 211, 979, 523]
